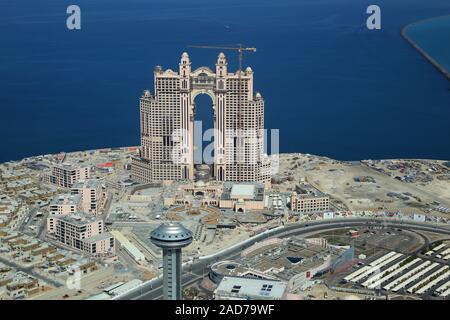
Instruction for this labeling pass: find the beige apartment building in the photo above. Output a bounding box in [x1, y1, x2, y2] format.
[49, 194, 81, 215]
[43, 164, 90, 188]
[47, 194, 82, 232]
[71, 179, 106, 215]
[291, 185, 330, 214]
[132, 52, 271, 187]
[51, 212, 114, 256]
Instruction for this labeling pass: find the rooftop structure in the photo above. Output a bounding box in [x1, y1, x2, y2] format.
[150, 223, 193, 249]
[230, 184, 256, 200]
[210, 260, 279, 284]
[215, 276, 287, 300]
[221, 182, 265, 212]
[49, 194, 81, 216]
[110, 230, 146, 263]
[50, 194, 81, 206]
[58, 211, 102, 226]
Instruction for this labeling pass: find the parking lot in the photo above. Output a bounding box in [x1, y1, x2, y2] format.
[336, 239, 450, 299]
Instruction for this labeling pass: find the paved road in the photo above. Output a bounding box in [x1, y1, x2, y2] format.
[113, 218, 450, 300]
[18, 207, 38, 232]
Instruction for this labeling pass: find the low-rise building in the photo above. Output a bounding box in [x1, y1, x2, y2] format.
[18, 187, 59, 205]
[110, 230, 145, 263]
[5, 178, 35, 193]
[291, 184, 329, 213]
[6, 272, 40, 299]
[163, 181, 265, 213]
[220, 182, 265, 213]
[215, 276, 287, 300]
[0, 195, 19, 227]
[47, 194, 82, 233]
[51, 212, 114, 256]
[43, 164, 90, 188]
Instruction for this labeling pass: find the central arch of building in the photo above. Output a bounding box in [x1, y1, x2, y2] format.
[191, 90, 215, 167]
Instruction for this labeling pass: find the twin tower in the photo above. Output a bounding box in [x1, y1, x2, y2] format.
[132, 52, 271, 187]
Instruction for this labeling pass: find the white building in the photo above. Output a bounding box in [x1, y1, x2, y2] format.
[215, 276, 287, 300]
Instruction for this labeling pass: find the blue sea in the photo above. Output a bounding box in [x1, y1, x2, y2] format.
[0, 0, 449, 163]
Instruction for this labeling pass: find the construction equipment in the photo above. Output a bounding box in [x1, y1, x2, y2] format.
[187, 44, 257, 181]
[187, 44, 256, 73]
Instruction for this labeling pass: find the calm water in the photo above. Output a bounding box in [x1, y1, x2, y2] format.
[0, 0, 449, 163]
[404, 15, 450, 73]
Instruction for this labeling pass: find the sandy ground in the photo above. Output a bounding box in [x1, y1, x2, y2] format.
[31, 266, 134, 300]
[308, 283, 367, 300]
[276, 153, 450, 216]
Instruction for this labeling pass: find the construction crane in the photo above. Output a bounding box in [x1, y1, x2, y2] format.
[187, 44, 257, 182]
[187, 44, 256, 73]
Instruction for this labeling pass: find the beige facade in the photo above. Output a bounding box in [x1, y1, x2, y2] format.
[49, 194, 81, 215]
[163, 180, 223, 207]
[47, 194, 82, 233]
[44, 164, 90, 188]
[132, 52, 271, 186]
[80, 233, 115, 256]
[163, 181, 265, 213]
[291, 191, 330, 213]
[71, 179, 106, 215]
[51, 212, 114, 256]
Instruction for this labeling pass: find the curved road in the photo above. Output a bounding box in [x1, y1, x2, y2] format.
[113, 218, 450, 300]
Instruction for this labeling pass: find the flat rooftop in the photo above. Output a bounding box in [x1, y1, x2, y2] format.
[216, 276, 286, 299]
[82, 232, 113, 243]
[72, 179, 102, 189]
[231, 184, 255, 199]
[221, 182, 265, 201]
[50, 194, 81, 205]
[59, 212, 101, 225]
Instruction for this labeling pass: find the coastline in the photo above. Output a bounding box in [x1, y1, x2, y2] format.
[1, 146, 449, 165]
[401, 16, 450, 82]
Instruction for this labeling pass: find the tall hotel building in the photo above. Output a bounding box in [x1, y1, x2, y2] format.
[132, 52, 271, 186]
